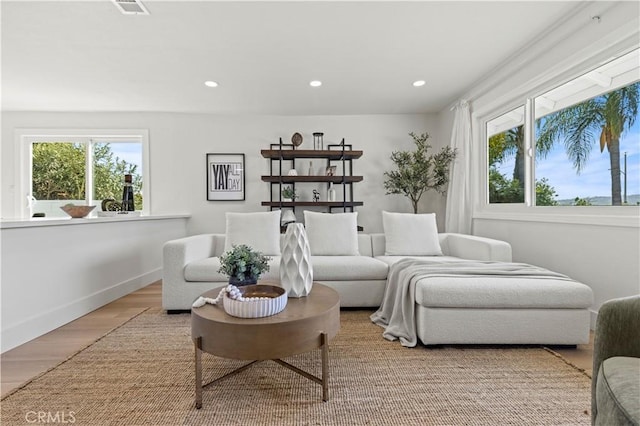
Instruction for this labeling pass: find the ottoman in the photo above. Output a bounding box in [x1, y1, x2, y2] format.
[414, 275, 594, 345]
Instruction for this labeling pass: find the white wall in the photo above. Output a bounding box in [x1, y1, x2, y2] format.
[1, 112, 441, 234]
[438, 1, 640, 322]
[1, 217, 187, 352]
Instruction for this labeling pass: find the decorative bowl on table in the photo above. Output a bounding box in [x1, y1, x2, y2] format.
[223, 284, 287, 318]
[60, 204, 96, 218]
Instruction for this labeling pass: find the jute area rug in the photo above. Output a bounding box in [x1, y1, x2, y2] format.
[1, 309, 591, 425]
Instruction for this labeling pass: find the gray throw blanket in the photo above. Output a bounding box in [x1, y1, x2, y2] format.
[370, 258, 572, 347]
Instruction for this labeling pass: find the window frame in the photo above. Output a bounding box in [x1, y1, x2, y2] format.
[15, 129, 150, 219]
[485, 103, 528, 205]
[474, 47, 640, 228]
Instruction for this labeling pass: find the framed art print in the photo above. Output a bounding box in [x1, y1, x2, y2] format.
[206, 153, 245, 201]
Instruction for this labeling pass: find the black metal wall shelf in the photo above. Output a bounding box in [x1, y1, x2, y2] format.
[261, 138, 364, 214]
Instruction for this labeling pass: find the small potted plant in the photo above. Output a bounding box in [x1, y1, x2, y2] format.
[218, 244, 271, 286]
[281, 186, 298, 202]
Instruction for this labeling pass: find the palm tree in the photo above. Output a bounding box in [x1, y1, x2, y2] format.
[536, 82, 639, 205]
[488, 127, 526, 201]
[503, 126, 526, 187]
[489, 124, 554, 198]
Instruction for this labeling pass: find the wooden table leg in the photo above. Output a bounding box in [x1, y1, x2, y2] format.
[194, 336, 203, 409]
[321, 332, 329, 402]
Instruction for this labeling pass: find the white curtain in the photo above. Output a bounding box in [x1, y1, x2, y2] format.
[445, 100, 472, 234]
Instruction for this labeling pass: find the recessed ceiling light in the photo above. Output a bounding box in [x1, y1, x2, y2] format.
[309, 80, 322, 87]
[413, 80, 426, 87]
[204, 81, 219, 88]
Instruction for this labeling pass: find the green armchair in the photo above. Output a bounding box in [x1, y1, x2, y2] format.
[592, 295, 640, 425]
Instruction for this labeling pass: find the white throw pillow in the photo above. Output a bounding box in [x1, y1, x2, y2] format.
[224, 211, 281, 256]
[382, 211, 442, 256]
[303, 211, 359, 256]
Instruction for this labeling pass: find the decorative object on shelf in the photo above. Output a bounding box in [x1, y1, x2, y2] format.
[206, 153, 245, 201]
[313, 189, 320, 202]
[60, 204, 96, 218]
[280, 223, 313, 298]
[121, 174, 135, 211]
[26, 195, 38, 217]
[192, 284, 287, 318]
[384, 132, 457, 213]
[99, 198, 140, 217]
[281, 209, 297, 227]
[97, 211, 141, 217]
[260, 138, 364, 212]
[328, 183, 336, 202]
[287, 169, 298, 176]
[313, 132, 324, 150]
[217, 244, 271, 286]
[291, 132, 303, 147]
[325, 165, 337, 176]
[101, 198, 123, 212]
[282, 185, 298, 201]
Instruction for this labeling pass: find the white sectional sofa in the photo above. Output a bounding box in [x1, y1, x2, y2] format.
[162, 232, 510, 311]
[162, 211, 593, 345]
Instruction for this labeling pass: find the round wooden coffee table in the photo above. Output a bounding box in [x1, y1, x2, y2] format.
[191, 282, 340, 408]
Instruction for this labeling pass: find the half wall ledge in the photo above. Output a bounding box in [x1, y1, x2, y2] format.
[0, 213, 191, 229]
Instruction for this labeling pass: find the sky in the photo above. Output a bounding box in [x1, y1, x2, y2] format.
[496, 119, 640, 201]
[110, 142, 143, 174]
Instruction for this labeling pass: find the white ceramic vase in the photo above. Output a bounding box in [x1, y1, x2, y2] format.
[280, 223, 313, 297]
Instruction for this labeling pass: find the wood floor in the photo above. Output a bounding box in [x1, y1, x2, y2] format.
[1, 282, 161, 397]
[1, 281, 594, 397]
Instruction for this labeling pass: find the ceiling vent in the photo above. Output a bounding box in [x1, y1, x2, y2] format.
[112, 0, 149, 15]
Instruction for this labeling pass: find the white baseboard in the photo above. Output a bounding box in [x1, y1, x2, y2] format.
[1, 269, 161, 353]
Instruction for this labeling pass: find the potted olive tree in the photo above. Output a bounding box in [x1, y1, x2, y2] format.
[218, 244, 271, 286]
[384, 132, 457, 213]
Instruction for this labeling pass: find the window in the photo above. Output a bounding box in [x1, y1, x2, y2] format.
[486, 49, 640, 207]
[92, 141, 143, 209]
[535, 80, 639, 207]
[487, 106, 525, 204]
[19, 131, 149, 218]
